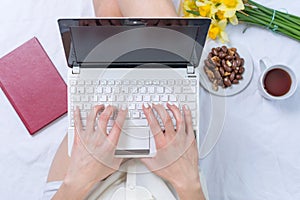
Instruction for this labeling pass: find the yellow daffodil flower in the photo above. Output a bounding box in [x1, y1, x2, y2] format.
[208, 19, 229, 42]
[182, 0, 243, 42]
[196, 1, 212, 17]
[216, 10, 225, 20]
[199, 4, 211, 17]
[211, 0, 221, 4]
[218, 0, 244, 18]
[229, 15, 239, 25]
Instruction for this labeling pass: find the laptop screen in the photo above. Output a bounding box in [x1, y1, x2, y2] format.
[58, 18, 211, 68]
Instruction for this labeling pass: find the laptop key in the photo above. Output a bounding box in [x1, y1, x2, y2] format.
[128, 103, 135, 110]
[99, 95, 107, 102]
[182, 86, 196, 94]
[77, 86, 85, 94]
[83, 103, 92, 110]
[78, 80, 85, 85]
[187, 95, 196, 102]
[132, 111, 140, 119]
[81, 96, 88, 102]
[71, 95, 80, 102]
[70, 86, 76, 94]
[92, 80, 99, 85]
[70, 80, 77, 85]
[86, 87, 94, 94]
[85, 80, 92, 85]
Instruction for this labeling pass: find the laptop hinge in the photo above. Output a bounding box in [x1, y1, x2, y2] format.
[72, 64, 80, 74]
[187, 65, 195, 74]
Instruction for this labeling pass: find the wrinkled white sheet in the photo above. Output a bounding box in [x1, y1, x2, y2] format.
[0, 0, 299, 199]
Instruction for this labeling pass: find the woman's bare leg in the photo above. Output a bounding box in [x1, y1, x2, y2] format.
[117, 0, 178, 17]
[93, 0, 178, 17]
[93, 0, 123, 17]
[47, 135, 70, 182]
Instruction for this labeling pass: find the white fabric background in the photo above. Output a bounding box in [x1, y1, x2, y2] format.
[198, 1, 300, 200]
[0, 0, 299, 199]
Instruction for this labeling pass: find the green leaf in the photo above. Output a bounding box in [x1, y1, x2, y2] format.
[186, 10, 200, 16]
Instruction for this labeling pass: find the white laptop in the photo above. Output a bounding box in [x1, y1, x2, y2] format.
[58, 18, 211, 157]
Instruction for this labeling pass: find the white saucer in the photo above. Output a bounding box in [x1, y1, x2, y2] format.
[199, 40, 254, 96]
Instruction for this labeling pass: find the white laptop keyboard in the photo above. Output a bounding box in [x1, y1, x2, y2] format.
[69, 79, 197, 129]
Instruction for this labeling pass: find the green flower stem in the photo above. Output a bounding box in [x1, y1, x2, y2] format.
[266, 9, 300, 26]
[237, 12, 298, 38]
[239, 21, 300, 41]
[247, 0, 300, 26]
[237, 12, 300, 41]
[243, 7, 300, 33]
[237, 12, 269, 27]
[236, 1, 300, 41]
[245, 7, 300, 30]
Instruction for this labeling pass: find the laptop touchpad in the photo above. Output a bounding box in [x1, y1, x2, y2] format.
[115, 127, 150, 155]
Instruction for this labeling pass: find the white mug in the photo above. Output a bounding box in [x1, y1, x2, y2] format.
[258, 57, 297, 100]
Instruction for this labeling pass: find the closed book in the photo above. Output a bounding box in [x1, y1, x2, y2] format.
[0, 37, 67, 135]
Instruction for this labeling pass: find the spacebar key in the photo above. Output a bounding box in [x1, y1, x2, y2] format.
[123, 119, 148, 127]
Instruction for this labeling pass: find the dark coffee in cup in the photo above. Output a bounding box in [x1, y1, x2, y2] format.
[259, 58, 297, 100]
[263, 68, 291, 96]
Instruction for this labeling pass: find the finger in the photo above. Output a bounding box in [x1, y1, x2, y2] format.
[72, 128, 81, 157]
[98, 105, 114, 134]
[74, 107, 87, 145]
[183, 104, 194, 138]
[109, 105, 128, 146]
[74, 107, 83, 133]
[152, 104, 175, 136]
[142, 103, 165, 148]
[167, 102, 185, 132]
[86, 105, 104, 131]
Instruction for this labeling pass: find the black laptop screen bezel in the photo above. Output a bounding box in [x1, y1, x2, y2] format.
[58, 18, 211, 68]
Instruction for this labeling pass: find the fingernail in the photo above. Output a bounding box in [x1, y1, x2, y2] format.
[144, 102, 149, 108]
[121, 104, 127, 111]
[168, 102, 174, 106]
[184, 104, 190, 111]
[152, 103, 158, 106]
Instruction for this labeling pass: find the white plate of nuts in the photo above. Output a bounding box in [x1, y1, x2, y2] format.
[199, 40, 254, 96]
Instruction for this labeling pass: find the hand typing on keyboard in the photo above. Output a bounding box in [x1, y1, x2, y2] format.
[141, 103, 205, 200]
[64, 104, 127, 189]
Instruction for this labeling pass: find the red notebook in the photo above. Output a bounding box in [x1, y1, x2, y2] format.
[0, 37, 67, 135]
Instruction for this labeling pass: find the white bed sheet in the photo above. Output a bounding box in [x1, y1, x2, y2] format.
[0, 0, 299, 199]
[0, 0, 94, 199]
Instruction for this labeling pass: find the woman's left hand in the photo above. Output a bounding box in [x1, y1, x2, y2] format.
[64, 105, 127, 194]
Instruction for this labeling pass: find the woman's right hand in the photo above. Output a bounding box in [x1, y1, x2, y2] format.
[141, 103, 205, 200]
